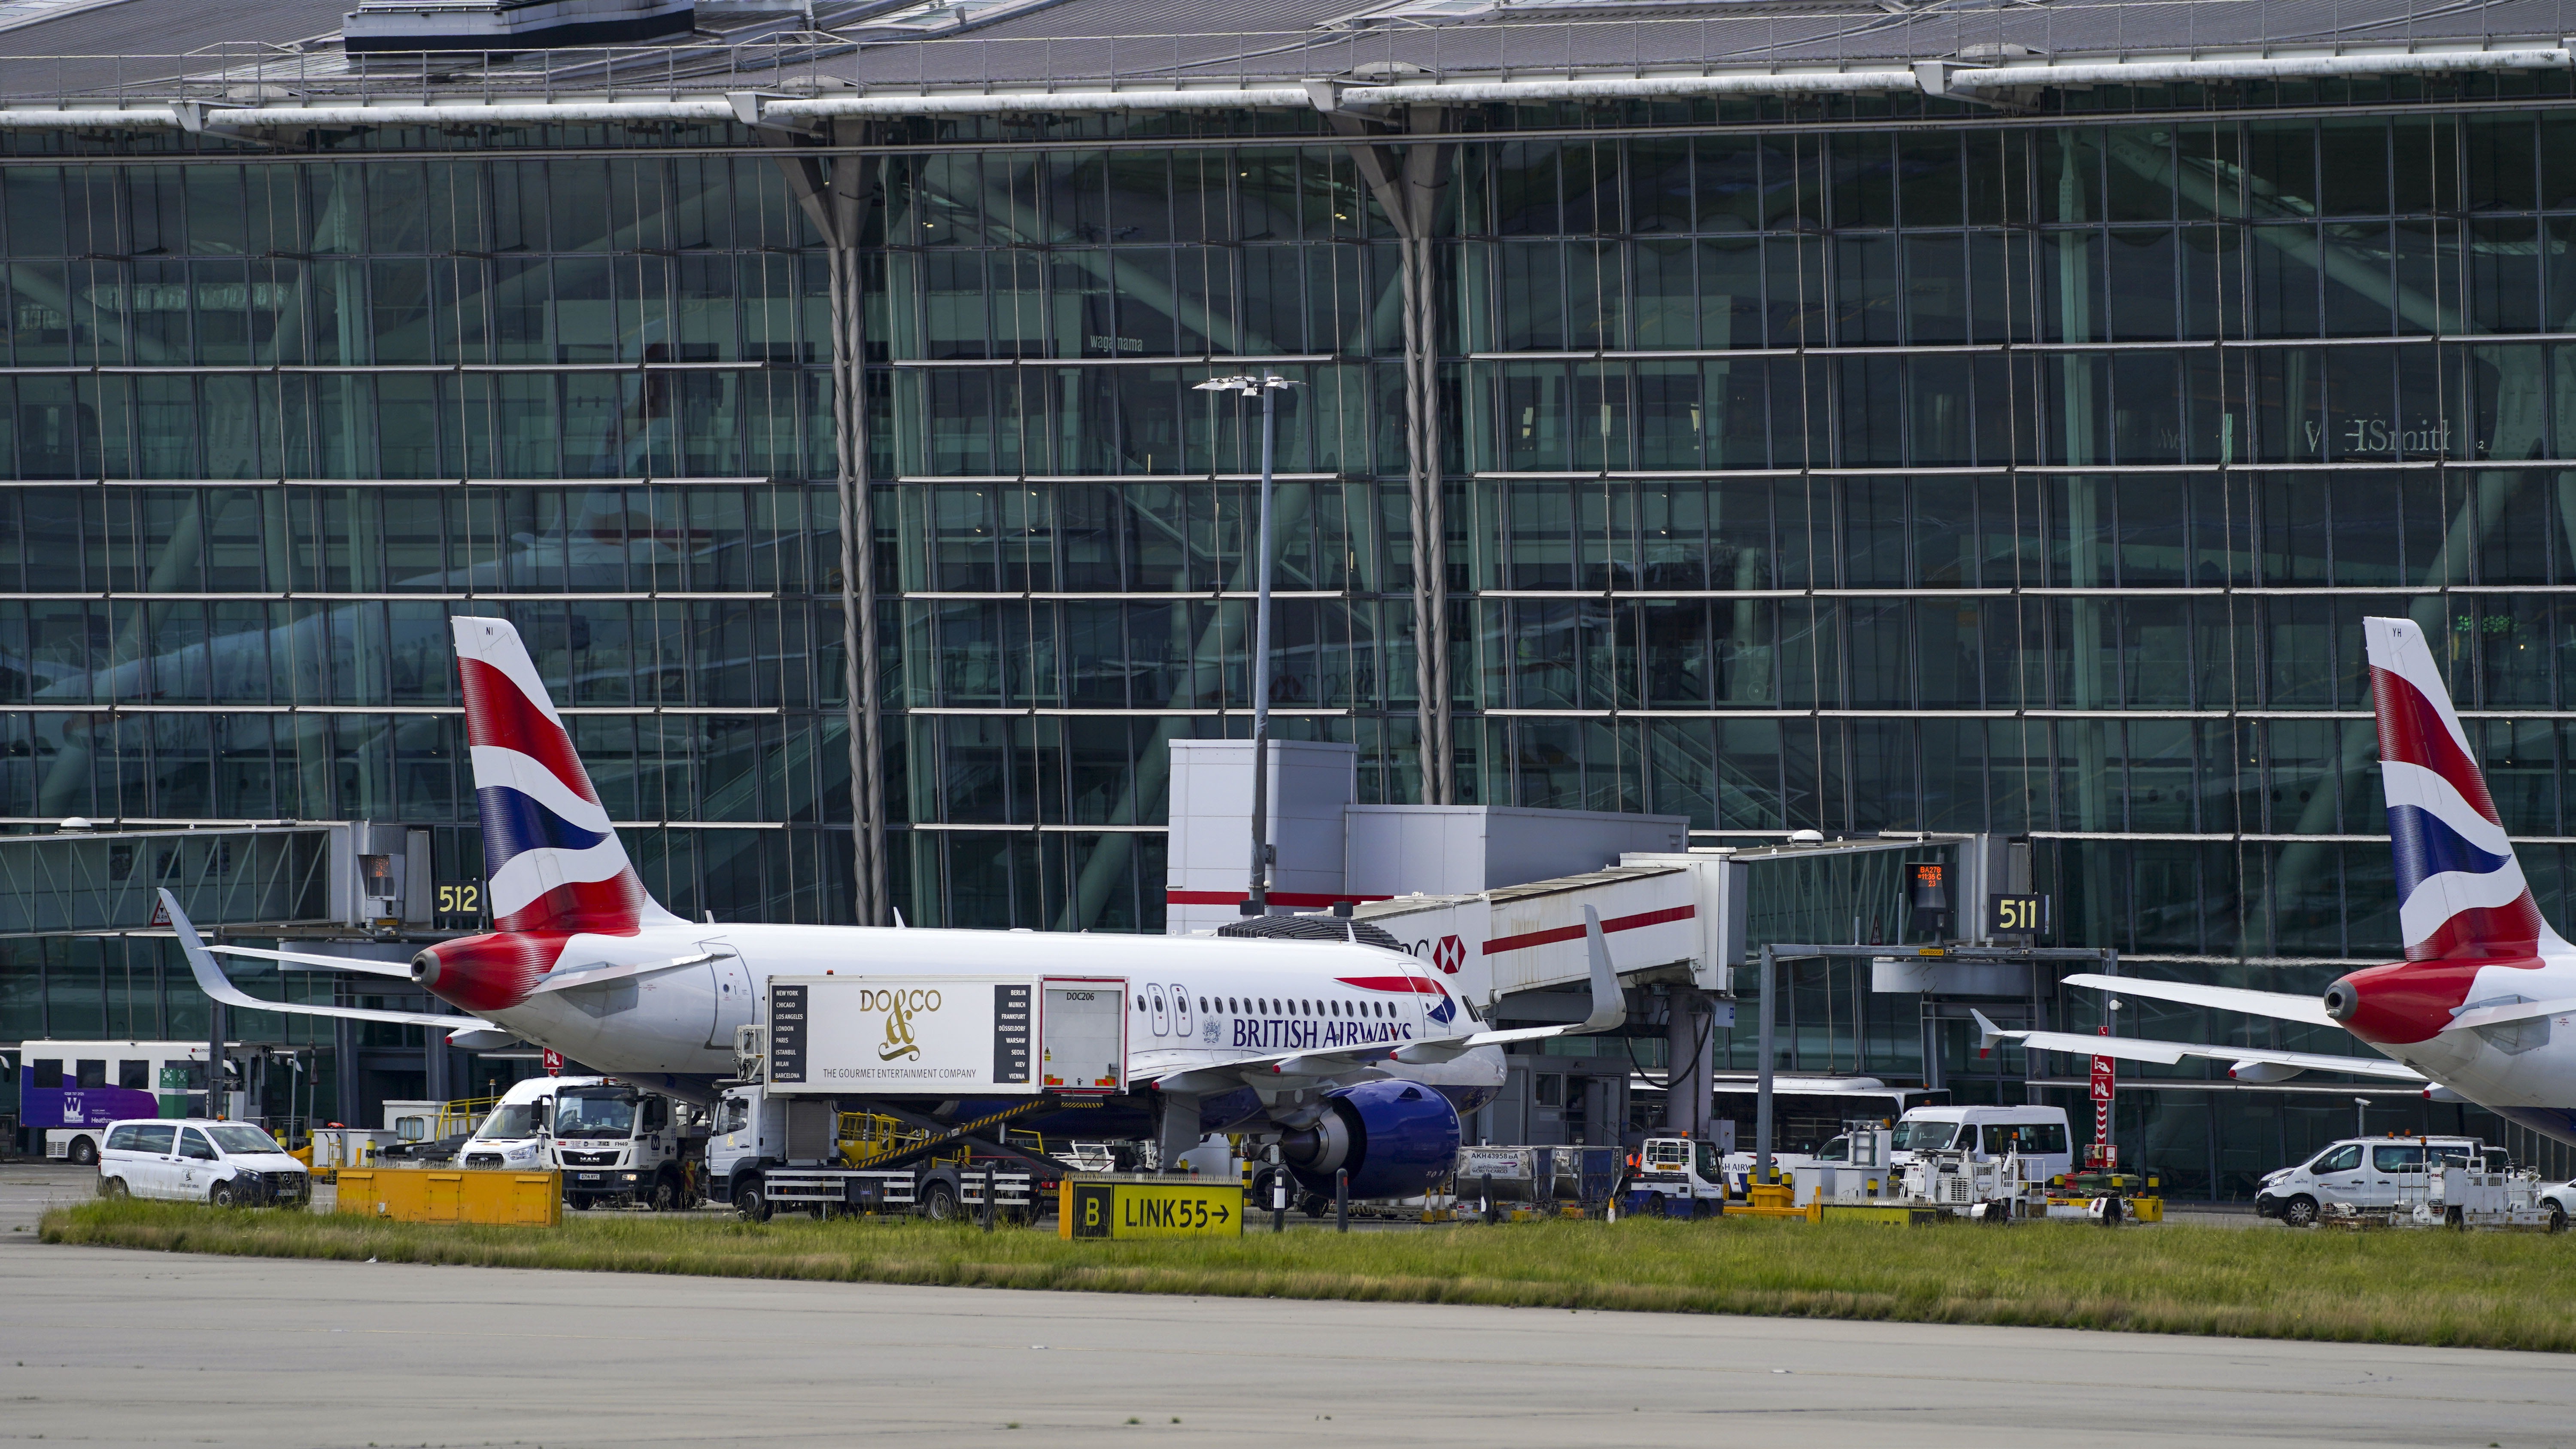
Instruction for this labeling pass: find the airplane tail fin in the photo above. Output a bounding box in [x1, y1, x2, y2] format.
[2364, 616, 2563, 961]
[452, 615, 673, 936]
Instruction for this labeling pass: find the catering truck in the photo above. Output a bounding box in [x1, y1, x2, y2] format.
[715, 974, 1127, 1221]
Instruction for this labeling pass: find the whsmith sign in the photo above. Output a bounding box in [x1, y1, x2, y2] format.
[765, 974, 1126, 1097]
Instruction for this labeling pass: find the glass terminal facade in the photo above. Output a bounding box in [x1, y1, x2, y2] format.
[6, 93, 2576, 1186]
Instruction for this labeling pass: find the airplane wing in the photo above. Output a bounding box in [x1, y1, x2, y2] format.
[2059, 972, 2339, 1028]
[526, 950, 732, 996]
[206, 943, 416, 978]
[1970, 1009, 2422, 1083]
[1142, 905, 1628, 1089]
[159, 890, 494, 1032]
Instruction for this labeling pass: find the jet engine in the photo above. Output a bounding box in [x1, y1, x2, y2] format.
[1278, 1078, 1459, 1200]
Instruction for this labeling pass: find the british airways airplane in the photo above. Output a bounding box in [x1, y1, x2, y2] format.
[1978, 616, 2576, 1147]
[164, 616, 1625, 1197]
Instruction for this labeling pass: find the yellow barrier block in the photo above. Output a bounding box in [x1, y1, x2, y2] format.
[335, 1169, 562, 1226]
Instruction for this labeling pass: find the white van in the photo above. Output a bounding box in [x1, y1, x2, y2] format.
[456, 1075, 592, 1170]
[1888, 1105, 2075, 1184]
[96, 1119, 310, 1206]
[2254, 1135, 2497, 1226]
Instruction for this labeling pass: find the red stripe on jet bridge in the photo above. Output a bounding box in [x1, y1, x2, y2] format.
[1164, 890, 1394, 907]
[1482, 905, 1695, 956]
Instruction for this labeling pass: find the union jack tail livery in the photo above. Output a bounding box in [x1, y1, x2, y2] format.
[454, 615, 674, 937]
[2366, 616, 2566, 962]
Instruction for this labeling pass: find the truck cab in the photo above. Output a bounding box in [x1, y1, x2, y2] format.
[708, 1084, 787, 1215]
[551, 1081, 702, 1211]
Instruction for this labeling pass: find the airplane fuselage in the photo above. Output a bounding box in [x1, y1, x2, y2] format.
[451, 921, 1508, 1114]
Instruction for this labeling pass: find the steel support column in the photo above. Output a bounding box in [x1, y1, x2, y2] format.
[770, 128, 887, 926]
[1341, 109, 1454, 803]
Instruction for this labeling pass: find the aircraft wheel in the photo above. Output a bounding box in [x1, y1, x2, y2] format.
[2280, 1195, 2318, 1228]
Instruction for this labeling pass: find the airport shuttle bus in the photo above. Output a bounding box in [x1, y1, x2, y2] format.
[17, 1041, 237, 1163]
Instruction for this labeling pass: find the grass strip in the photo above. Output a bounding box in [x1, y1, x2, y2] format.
[43, 1199, 2576, 1353]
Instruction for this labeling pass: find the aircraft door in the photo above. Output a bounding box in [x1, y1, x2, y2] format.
[704, 944, 754, 1049]
[1169, 984, 1194, 1042]
[1148, 984, 1170, 1037]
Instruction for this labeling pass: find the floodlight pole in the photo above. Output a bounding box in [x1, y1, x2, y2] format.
[1199, 374, 1294, 919]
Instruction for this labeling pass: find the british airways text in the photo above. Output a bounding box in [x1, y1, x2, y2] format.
[1231, 1018, 1415, 1051]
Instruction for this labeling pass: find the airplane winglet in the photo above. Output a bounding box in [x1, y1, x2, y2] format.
[1579, 905, 1626, 1032]
[1970, 1007, 2005, 1058]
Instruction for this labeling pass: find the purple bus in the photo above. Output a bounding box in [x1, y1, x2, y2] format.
[18, 1041, 227, 1164]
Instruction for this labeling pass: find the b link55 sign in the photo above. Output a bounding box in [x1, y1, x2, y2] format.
[1062, 1179, 1245, 1239]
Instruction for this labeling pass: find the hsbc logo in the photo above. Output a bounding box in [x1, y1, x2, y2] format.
[1432, 936, 1465, 975]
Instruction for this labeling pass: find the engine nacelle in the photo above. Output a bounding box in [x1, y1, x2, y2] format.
[1278, 1079, 1459, 1200]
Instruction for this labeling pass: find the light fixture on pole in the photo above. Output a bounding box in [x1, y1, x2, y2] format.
[1194, 373, 1300, 916]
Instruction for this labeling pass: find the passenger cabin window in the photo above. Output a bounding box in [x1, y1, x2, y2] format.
[31, 1058, 62, 1088]
[2311, 1145, 2364, 1174]
[118, 1060, 149, 1090]
[178, 1128, 218, 1161]
[75, 1059, 106, 1089]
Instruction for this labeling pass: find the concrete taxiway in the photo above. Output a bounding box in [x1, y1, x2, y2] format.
[0, 1166, 2559, 1447]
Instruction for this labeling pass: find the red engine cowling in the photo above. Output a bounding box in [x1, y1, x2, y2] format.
[409, 932, 567, 1015]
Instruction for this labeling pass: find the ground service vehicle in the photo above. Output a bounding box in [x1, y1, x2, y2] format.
[96, 1119, 309, 1206]
[2255, 1136, 2496, 1226]
[456, 1075, 567, 1172]
[1620, 1136, 1729, 1216]
[552, 1079, 702, 1210]
[1886, 1106, 2074, 1185]
[454, 1074, 700, 1209]
[708, 1081, 1033, 1222]
[21, 1041, 243, 1163]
